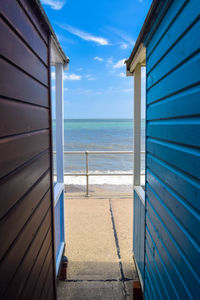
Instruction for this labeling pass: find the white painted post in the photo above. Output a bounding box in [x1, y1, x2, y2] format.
[133, 63, 141, 186]
[55, 63, 64, 183]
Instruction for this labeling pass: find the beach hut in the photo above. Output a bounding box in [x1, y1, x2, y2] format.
[0, 1, 68, 299]
[126, 0, 200, 298]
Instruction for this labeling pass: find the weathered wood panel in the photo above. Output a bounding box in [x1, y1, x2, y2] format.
[20, 237, 52, 300]
[3, 213, 52, 300]
[0, 191, 51, 296]
[0, 59, 48, 107]
[0, 151, 50, 220]
[0, 1, 56, 299]
[0, 0, 48, 63]
[0, 98, 49, 137]
[0, 130, 50, 179]
[0, 18, 48, 85]
[0, 171, 51, 260]
[18, 0, 49, 44]
[31, 248, 53, 300]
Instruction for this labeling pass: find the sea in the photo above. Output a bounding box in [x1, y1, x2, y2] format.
[53, 119, 145, 185]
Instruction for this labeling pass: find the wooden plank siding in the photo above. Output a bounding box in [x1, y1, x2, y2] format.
[0, 0, 48, 64]
[0, 1, 56, 300]
[144, 0, 200, 299]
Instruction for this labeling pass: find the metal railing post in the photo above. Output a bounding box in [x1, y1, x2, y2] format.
[85, 151, 89, 197]
[53, 151, 146, 187]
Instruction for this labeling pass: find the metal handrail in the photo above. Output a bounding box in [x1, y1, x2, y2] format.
[53, 150, 145, 196]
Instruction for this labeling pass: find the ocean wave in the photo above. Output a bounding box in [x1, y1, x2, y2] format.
[58, 172, 145, 186]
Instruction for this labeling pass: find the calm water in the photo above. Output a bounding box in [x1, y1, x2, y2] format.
[53, 119, 145, 174]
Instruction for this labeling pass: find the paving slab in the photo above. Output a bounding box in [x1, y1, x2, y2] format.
[64, 197, 120, 280]
[57, 189, 138, 300]
[57, 281, 125, 300]
[110, 197, 137, 281]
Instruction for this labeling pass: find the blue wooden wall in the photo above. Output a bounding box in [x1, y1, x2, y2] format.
[133, 190, 145, 286]
[144, 0, 200, 298]
[55, 190, 65, 275]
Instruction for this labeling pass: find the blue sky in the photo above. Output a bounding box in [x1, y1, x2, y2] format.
[42, 0, 151, 119]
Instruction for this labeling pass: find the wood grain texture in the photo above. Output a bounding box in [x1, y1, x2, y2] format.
[0, 98, 49, 137]
[0, 0, 48, 63]
[18, 0, 49, 44]
[3, 214, 52, 300]
[0, 171, 51, 260]
[0, 191, 51, 296]
[0, 1, 56, 299]
[19, 238, 52, 300]
[0, 151, 50, 220]
[0, 17, 48, 85]
[0, 130, 50, 179]
[31, 248, 53, 300]
[0, 58, 48, 106]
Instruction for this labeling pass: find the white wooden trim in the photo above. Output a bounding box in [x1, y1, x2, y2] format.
[54, 182, 64, 206]
[51, 37, 68, 66]
[55, 63, 64, 183]
[133, 64, 141, 186]
[134, 185, 145, 206]
[129, 44, 146, 74]
[134, 256, 144, 291]
[56, 241, 65, 275]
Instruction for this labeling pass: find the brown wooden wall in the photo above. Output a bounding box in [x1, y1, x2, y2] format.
[0, 1, 56, 299]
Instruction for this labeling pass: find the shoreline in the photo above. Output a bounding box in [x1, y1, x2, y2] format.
[65, 183, 133, 194]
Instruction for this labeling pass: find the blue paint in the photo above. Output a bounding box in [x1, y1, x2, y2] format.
[147, 85, 200, 120]
[146, 0, 186, 56]
[146, 20, 200, 90]
[147, 138, 200, 179]
[147, 52, 200, 104]
[133, 190, 145, 285]
[143, 0, 200, 298]
[54, 190, 65, 274]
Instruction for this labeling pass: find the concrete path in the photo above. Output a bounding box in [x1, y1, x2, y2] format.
[57, 189, 138, 300]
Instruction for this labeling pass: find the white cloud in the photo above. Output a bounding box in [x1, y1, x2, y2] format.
[120, 43, 128, 50]
[68, 88, 92, 95]
[107, 57, 113, 64]
[119, 72, 126, 78]
[107, 27, 135, 49]
[41, 0, 65, 10]
[94, 56, 103, 62]
[124, 88, 133, 92]
[113, 58, 126, 69]
[51, 72, 81, 81]
[59, 24, 109, 45]
[64, 73, 82, 80]
[116, 31, 135, 47]
[86, 74, 95, 81]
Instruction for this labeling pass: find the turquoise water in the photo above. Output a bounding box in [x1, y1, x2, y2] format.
[53, 119, 145, 173]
